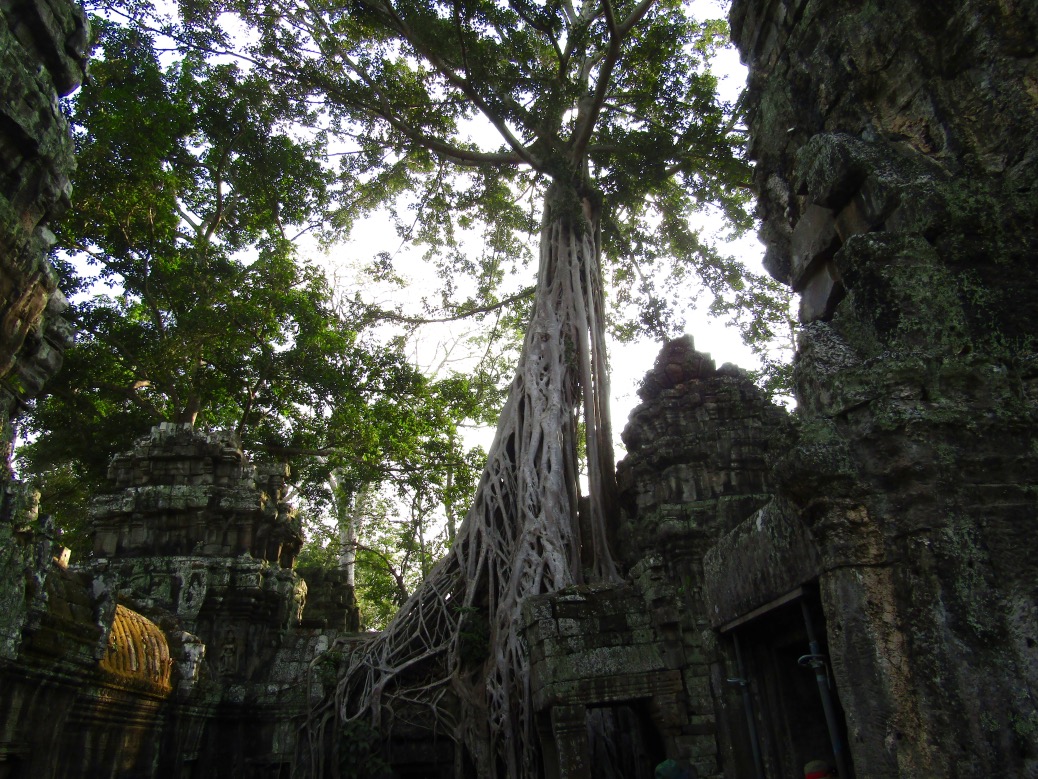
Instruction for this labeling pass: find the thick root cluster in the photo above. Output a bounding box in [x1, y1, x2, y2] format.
[309, 184, 618, 778]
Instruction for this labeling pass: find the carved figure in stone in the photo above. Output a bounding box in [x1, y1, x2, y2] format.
[218, 626, 238, 676]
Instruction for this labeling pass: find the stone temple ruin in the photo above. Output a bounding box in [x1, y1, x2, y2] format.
[1, 0, 1036, 777]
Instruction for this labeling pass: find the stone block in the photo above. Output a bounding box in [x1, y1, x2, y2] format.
[682, 674, 712, 703]
[798, 260, 844, 322]
[790, 204, 839, 291]
[590, 612, 625, 637]
[556, 617, 587, 637]
[834, 195, 873, 242]
[793, 133, 877, 208]
[681, 721, 716, 737]
[556, 643, 665, 682]
[854, 174, 900, 228]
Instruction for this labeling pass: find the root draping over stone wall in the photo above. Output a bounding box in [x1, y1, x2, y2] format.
[317, 182, 620, 777]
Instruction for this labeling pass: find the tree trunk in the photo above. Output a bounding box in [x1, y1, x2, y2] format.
[336, 481, 367, 590]
[318, 181, 619, 777]
[445, 430, 458, 544]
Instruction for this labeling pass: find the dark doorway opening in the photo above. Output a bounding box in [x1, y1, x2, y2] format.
[722, 588, 854, 779]
[586, 701, 666, 779]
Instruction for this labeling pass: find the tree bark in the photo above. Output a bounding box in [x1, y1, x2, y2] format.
[336, 479, 367, 590]
[319, 181, 619, 777]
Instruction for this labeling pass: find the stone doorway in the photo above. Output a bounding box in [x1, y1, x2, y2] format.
[721, 589, 854, 779]
[537, 696, 668, 779]
[586, 701, 666, 779]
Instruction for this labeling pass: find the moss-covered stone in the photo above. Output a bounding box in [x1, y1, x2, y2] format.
[729, 0, 1038, 774]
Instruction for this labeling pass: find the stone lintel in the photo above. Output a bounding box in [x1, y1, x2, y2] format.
[532, 667, 682, 713]
[703, 502, 822, 629]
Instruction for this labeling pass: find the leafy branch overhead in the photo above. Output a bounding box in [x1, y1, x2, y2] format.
[269, 0, 748, 289]
[114, 0, 785, 342]
[21, 15, 498, 556]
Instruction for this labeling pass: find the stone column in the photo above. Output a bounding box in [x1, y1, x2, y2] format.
[0, 0, 87, 467]
[0, 0, 87, 663]
[730, 0, 1038, 776]
[551, 704, 591, 779]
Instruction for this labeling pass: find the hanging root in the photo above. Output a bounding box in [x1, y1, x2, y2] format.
[305, 182, 619, 778]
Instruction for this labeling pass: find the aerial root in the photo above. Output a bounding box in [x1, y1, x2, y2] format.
[310, 184, 618, 777]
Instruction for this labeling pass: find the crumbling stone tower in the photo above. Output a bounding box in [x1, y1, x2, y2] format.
[715, 0, 1038, 775]
[0, 0, 87, 691]
[0, 0, 85, 464]
[87, 423, 307, 685]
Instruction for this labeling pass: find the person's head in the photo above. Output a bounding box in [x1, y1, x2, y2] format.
[655, 758, 694, 779]
[804, 759, 835, 778]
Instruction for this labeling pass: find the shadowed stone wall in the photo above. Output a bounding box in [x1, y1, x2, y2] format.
[0, 0, 86, 663]
[523, 337, 793, 779]
[1, 423, 352, 778]
[0, 0, 85, 466]
[716, 0, 1038, 776]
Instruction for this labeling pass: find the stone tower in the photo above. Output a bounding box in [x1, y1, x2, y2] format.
[710, 0, 1038, 775]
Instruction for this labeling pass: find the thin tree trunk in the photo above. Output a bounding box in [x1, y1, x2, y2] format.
[336, 479, 367, 589]
[445, 430, 458, 544]
[315, 181, 619, 777]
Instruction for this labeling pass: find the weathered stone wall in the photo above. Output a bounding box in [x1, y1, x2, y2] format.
[0, 493, 174, 778]
[0, 0, 85, 464]
[0, 424, 348, 778]
[618, 339, 795, 779]
[723, 0, 1038, 776]
[0, 0, 86, 664]
[523, 337, 794, 779]
[297, 564, 361, 631]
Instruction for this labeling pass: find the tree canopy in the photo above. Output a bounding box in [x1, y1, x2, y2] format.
[206, 0, 778, 340]
[19, 14, 497, 560]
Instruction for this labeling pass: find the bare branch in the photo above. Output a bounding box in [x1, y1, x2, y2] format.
[321, 51, 527, 168]
[362, 287, 534, 326]
[617, 0, 656, 37]
[570, 0, 657, 162]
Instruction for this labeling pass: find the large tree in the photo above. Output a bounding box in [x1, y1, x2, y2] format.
[39, 0, 785, 771]
[19, 17, 491, 557]
[188, 0, 770, 774]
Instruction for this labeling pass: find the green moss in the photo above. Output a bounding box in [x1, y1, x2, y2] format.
[1011, 710, 1038, 742]
[828, 172, 1038, 365]
[0, 535, 29, 658]
[942, 515, 1000, 642]
[834, 232, 971, 358]
[337, 719, 390, 779]
[980, 712, 1000, 733]
[934, 181, 1038, 349]
[312, 649, 344, 689]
